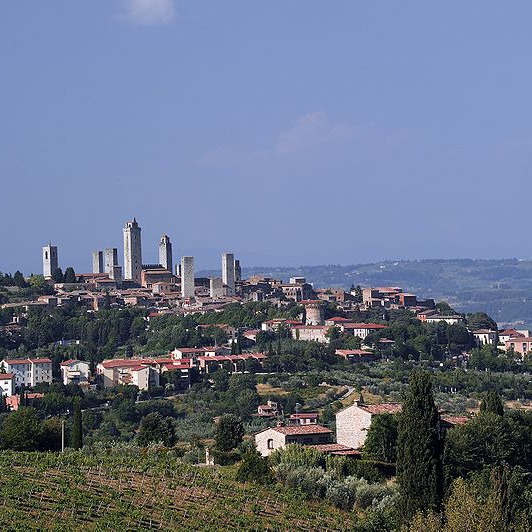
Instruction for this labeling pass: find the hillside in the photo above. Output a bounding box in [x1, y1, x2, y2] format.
[201, 259, 532, 327]
[0, 449, 356, 530]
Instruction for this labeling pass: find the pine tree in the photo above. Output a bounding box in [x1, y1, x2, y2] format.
[480, 390, 504, 416]
[397, 369, 444, 521]
[72, 397, 83, 450]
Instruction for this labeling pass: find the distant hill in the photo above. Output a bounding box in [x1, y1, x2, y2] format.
[200, 259, 532, 327]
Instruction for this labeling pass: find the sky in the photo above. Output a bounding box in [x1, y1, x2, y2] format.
[2, 1, 532, 274]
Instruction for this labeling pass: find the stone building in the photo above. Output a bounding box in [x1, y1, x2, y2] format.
[123, 218, 142, 284]
[92, 251, 104, 274]
[302, 300, 324, 325]
[335, 402, 402, 450]
[255, 425, 333, 456]
[159, 235, 173, 273]
[222, 252, 235, 295]
[42, 243, 58, 279]
[181, 256, 195, 298]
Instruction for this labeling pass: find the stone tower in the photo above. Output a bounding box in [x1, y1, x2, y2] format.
[92, 251, 104, 274]
[42, 243, 58, 279]
[159, 235, 173, 273]
[222, 252, 235, 296]
[181, 256, 195, 298]
[123, 218, 142, 284]
[303, 300, 325, 325]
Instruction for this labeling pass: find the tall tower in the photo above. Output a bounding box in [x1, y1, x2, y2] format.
[92, 251, 104, 274]
[181, 256, 195, 298]
[123, 218, 142, 284]
[234, 259, 242, 282]
[104, 248, 118, 274]
[42, 243, 58, 279]
[159, 235, 173, 273]
[222, 252, 235, 295]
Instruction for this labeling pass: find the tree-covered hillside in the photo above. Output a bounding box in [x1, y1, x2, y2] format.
[202, 259, 532, 327]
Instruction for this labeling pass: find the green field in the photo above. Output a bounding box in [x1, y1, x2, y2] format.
[0, 449, 356, 530]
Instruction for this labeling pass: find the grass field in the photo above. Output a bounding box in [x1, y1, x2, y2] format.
[0, 449, 357, 530]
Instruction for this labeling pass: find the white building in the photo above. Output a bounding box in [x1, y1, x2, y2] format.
[159, 235, 173, 273]
[222, 252, 235, 296]
[123, 218, 142, 284]
[255, 425, 333, 456]
[42, 243, 58, 279]
[336, 402, 402, 450]
[472, 329, 498, 347]
[0, 373, 14, 396]
[2, 358, 53, 388]
[181, 256, 195, 298]
[60, 360, 90, 386]
[97, 359, 160, 390]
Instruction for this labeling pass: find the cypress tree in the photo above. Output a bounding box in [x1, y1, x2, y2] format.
[397, 368, 443, 521]
[72, 397, 83, 450]
[480, 390, 504, 416]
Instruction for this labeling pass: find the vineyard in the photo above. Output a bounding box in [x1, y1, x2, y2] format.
[0, 450, 356, 530]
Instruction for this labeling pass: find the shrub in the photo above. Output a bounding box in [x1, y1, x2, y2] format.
[270, 443, 325, 469]
[236, 451, 273, 485]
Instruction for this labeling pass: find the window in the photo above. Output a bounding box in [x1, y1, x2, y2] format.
[303, 437, 313, 444]
[267, 439, 274, 450]
[318, 437, 328, 442]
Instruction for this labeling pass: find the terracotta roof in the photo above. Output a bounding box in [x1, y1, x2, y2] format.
[289, 413, 318, 419]
[342, 323, 387, 329]
[198, 353, 266, 362]
[272, 425, 332, 435]
[327, 317, 351, 322]
[359, 403, 402, 415]
[29, 358, 52, 364]
[336, 349, 374, 356]
[441, 415, 469, 426]
[60, 359, 80, 366]
[309, 443, 358, 453]
[5, 359, 31, 365]
[0, 373, 13, 380]
[291, 325, 327, 330]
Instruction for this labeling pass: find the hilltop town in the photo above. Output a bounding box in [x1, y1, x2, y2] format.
[0, 219, 532, 528]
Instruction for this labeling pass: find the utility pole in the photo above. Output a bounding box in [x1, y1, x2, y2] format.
[61, 419, 65, 452]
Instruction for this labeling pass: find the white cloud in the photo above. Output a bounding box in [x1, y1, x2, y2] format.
[274, 111, 357, 155]
[119, 0, 176, 26]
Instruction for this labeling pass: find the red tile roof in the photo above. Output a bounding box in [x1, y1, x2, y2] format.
[342, 323, 387, 330]
[359, 403, 402, 415]
[0, 373, 13, 380]
[272, 425, 332, 435]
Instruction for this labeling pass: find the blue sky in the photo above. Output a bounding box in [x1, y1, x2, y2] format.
[1, 1, 532, 274]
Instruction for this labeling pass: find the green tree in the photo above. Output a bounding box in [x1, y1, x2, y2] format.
[397, 369, 444, 521]
[214, 414, 244, 452]
[353, 285, 363, 304]
[363, 413, 398, 463]
[466, 312, 498, 331]
[480, 390, 504, 416]
[13, 271, 27, 288]
[71, 397, 83, 449]
[236, 449, 273, 484]
[137, 413, 176, 447]
[0, 407, 43, 451]
[63, 267, 76, 284]
[52, 267, 64, 283]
